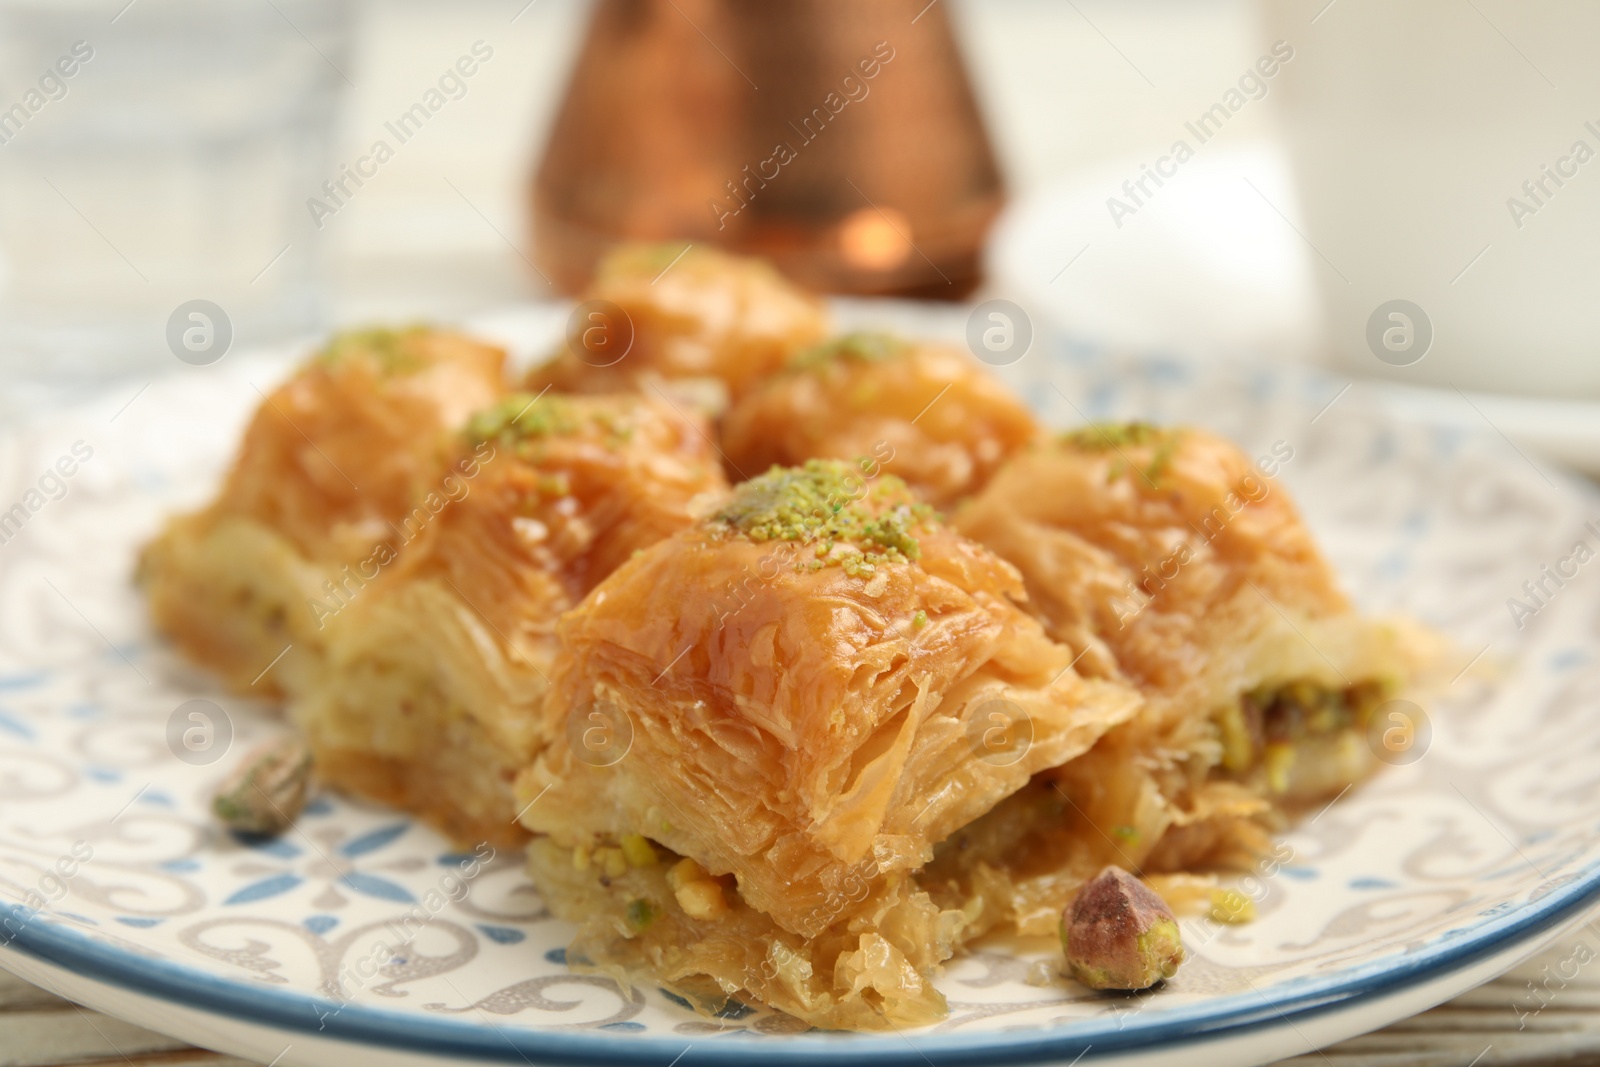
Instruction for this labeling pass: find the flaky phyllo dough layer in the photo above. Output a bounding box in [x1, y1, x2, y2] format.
[515, 461, 1139, 1027]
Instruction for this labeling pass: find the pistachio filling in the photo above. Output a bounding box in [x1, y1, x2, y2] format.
[1215, 680, 1389, 794]
[565, 834, 734, 925]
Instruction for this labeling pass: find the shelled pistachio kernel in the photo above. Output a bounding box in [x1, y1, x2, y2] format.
[667, 857, 706, 889]
[1264, 742, 1296, 794]
[212, 735, 313, 836]
[620, 833, 657, 868]
[667, 857, 729, 920]
[1210, 888, 1257, 924]
[625, 897, 659, 932]
[1061, 866, 1185, 991]
[596, 846, 628, 879]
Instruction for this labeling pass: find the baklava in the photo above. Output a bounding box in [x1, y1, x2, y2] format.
[721, 332, 1038, 504]
[940, 424, 1422, 936]
[298, 392, 728, 844]
[515, 460, 1139, 1027]
[139, 327, 506, 695]
[526, 243, 829, 405]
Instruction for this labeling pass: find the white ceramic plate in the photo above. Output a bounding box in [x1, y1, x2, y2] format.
[2, 317, 1599, 1067]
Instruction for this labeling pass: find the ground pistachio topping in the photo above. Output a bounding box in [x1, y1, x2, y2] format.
[1060, 421, 1168, 450]
[1060, 422, 1183, 484]
[466, 393, 579, 443]
[465, 393, 637, 453]
[710, 459, 929, 574]
[789, 330, 911, 372]
[317, 324, 432, 374]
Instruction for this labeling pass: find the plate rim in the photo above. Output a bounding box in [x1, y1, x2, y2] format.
[3, 865, 1598, 1066]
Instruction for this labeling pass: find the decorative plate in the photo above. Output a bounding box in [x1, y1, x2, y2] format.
[2, 309, 1598, 1067]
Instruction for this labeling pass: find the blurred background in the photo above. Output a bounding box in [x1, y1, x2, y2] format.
[1, 0, 1597, 468]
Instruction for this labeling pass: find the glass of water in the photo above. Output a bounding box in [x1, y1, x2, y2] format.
[0, 0, 353, 388]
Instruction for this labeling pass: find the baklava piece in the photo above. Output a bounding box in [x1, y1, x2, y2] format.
[516, 460, 1138, 1028]
[525, 243, 829, 405]
[139, 327, 507, 695]
[299, 393, 728, 845]
[938, 424, 1423, 936]
[720, 333, 1038, 505]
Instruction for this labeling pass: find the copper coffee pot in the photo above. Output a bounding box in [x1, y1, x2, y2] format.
[531, 0, 1003, 298]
